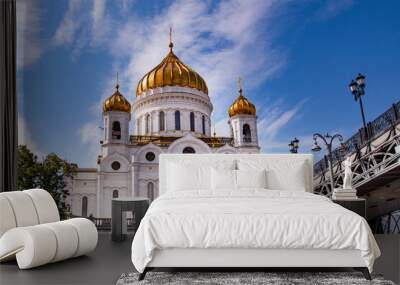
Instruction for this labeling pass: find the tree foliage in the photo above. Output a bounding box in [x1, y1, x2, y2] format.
[17, 145, 76, 217]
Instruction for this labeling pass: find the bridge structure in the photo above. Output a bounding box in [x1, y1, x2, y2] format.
[313, 101, 400, 234]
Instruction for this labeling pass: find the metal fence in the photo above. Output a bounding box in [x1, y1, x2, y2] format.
[64, 215, 136, 231]
[369, 210, 400, 234]
[314, 101, 400, 175]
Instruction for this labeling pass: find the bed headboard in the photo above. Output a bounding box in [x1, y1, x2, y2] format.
[159, 154, 313, 195]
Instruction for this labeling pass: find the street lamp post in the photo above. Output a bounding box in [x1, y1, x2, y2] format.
[312, 133, 343, 192]
[349, 73, 368, 139]
[288, 137, 300, 153]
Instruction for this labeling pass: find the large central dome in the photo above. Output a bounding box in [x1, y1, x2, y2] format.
[136, 42, 208, 96]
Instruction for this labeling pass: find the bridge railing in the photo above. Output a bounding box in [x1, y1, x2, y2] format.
[314, 101, 400, 176]
[369, 210, 400, 234]
[64, 214, 136, 231]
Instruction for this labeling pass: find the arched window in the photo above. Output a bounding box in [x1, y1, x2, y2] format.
[82, 196, 88, 217]
[112, 190, 119, 198]
[159, 111, 165, 131]
[190, 112, 195, 132]
[183, 146, 196, 153]
[145, 114, 150, 134]
[202, 115, 206, 135]
[112, 121, 121, 139]
[147, 182, 154, 202]
[243, 124, 252, 142]
[175, 110, 181, 130]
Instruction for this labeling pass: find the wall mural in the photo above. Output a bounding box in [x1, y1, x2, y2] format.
[16, 1, 400, 232]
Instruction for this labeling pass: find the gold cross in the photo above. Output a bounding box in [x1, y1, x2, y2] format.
[237, 77, 242, 91]
[169, 26, 174, 50]
[116, 72, 119, 89]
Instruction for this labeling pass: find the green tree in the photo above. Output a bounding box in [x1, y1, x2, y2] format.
[16, 145, 39, 190]
[17, 145, 76, 218]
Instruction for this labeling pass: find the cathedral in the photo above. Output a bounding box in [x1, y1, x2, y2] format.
[67, 38, 260, 218]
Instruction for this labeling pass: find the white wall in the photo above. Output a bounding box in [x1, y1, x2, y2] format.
[133, 86, 212, 136]
[230, 114, 259, 148]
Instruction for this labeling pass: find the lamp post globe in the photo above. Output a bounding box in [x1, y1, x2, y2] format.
[349, 80, 358, 96]
[312, 141, 322, 153]
[289, 137, 300, 153]
[356, 73, 366, 88]
[293, 137, 299, 149]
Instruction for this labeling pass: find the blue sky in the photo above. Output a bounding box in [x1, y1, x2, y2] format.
[17, 0, 400, 167]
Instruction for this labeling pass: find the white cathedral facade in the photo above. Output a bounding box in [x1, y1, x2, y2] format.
[67, 40, 260, 218]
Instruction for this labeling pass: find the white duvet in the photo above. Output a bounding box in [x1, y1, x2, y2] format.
[131, 190, 380, 273]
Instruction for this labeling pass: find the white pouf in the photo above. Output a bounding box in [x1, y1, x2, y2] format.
[0, 189, 98, 269]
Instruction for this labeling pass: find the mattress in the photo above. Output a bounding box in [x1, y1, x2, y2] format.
[131, 190, 380, 273]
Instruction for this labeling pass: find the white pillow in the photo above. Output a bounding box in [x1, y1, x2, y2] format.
[266, 161, 307, 191]
[238, 159, 308, 192]
[211, 167, 236, 191]
[236, 169, 267, 189]
[168, 162, 211, 191]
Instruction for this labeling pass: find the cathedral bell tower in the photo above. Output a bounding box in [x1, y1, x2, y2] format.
[228, 78, 259, 151]
[102, 79, 131, 145]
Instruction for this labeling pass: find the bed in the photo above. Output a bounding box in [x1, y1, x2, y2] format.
[131, 154, 380, 280]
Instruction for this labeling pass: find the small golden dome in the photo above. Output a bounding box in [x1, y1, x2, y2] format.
[228, 83, 256, 117]
[136, 41, 208, 96]
[103, 84, 131, 113]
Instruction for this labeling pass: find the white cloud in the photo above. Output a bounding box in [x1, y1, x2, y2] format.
[52, 0, 112, 56]
[113, 0, 286, 114]
[257, 100, 305, 152]
[117, 0, 136, 13]
[16, 0, 43, 69]
[262, 105, 302, 137]
[18, 114, 45, 159]
[78, 122, 102, 166]
[54, 0, 286, 105]
[91, 0, 112, 46]
[315, 0, 354, 20]
[52, 0, 83, 46]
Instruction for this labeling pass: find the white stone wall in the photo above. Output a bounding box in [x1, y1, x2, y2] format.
[103, 111, 130, 145]
[97, 148, 132, 218]
[100, 172, 131, 217]
[133, 86, 212, 136]
[229, 114, 259, 150]
[66, 171, 97, 217]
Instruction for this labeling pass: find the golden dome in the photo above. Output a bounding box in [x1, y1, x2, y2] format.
[228, 83, 256, 117]
[136, 42, 208, 96]
[103, 84, 131, 113]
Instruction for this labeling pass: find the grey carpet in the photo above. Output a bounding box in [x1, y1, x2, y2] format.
[116, 272, 396, 285]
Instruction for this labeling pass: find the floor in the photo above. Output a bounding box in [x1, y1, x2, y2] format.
[0, 232, 134, 285]
[1, 234, 399, 285]
[373, 235, 400, 284]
